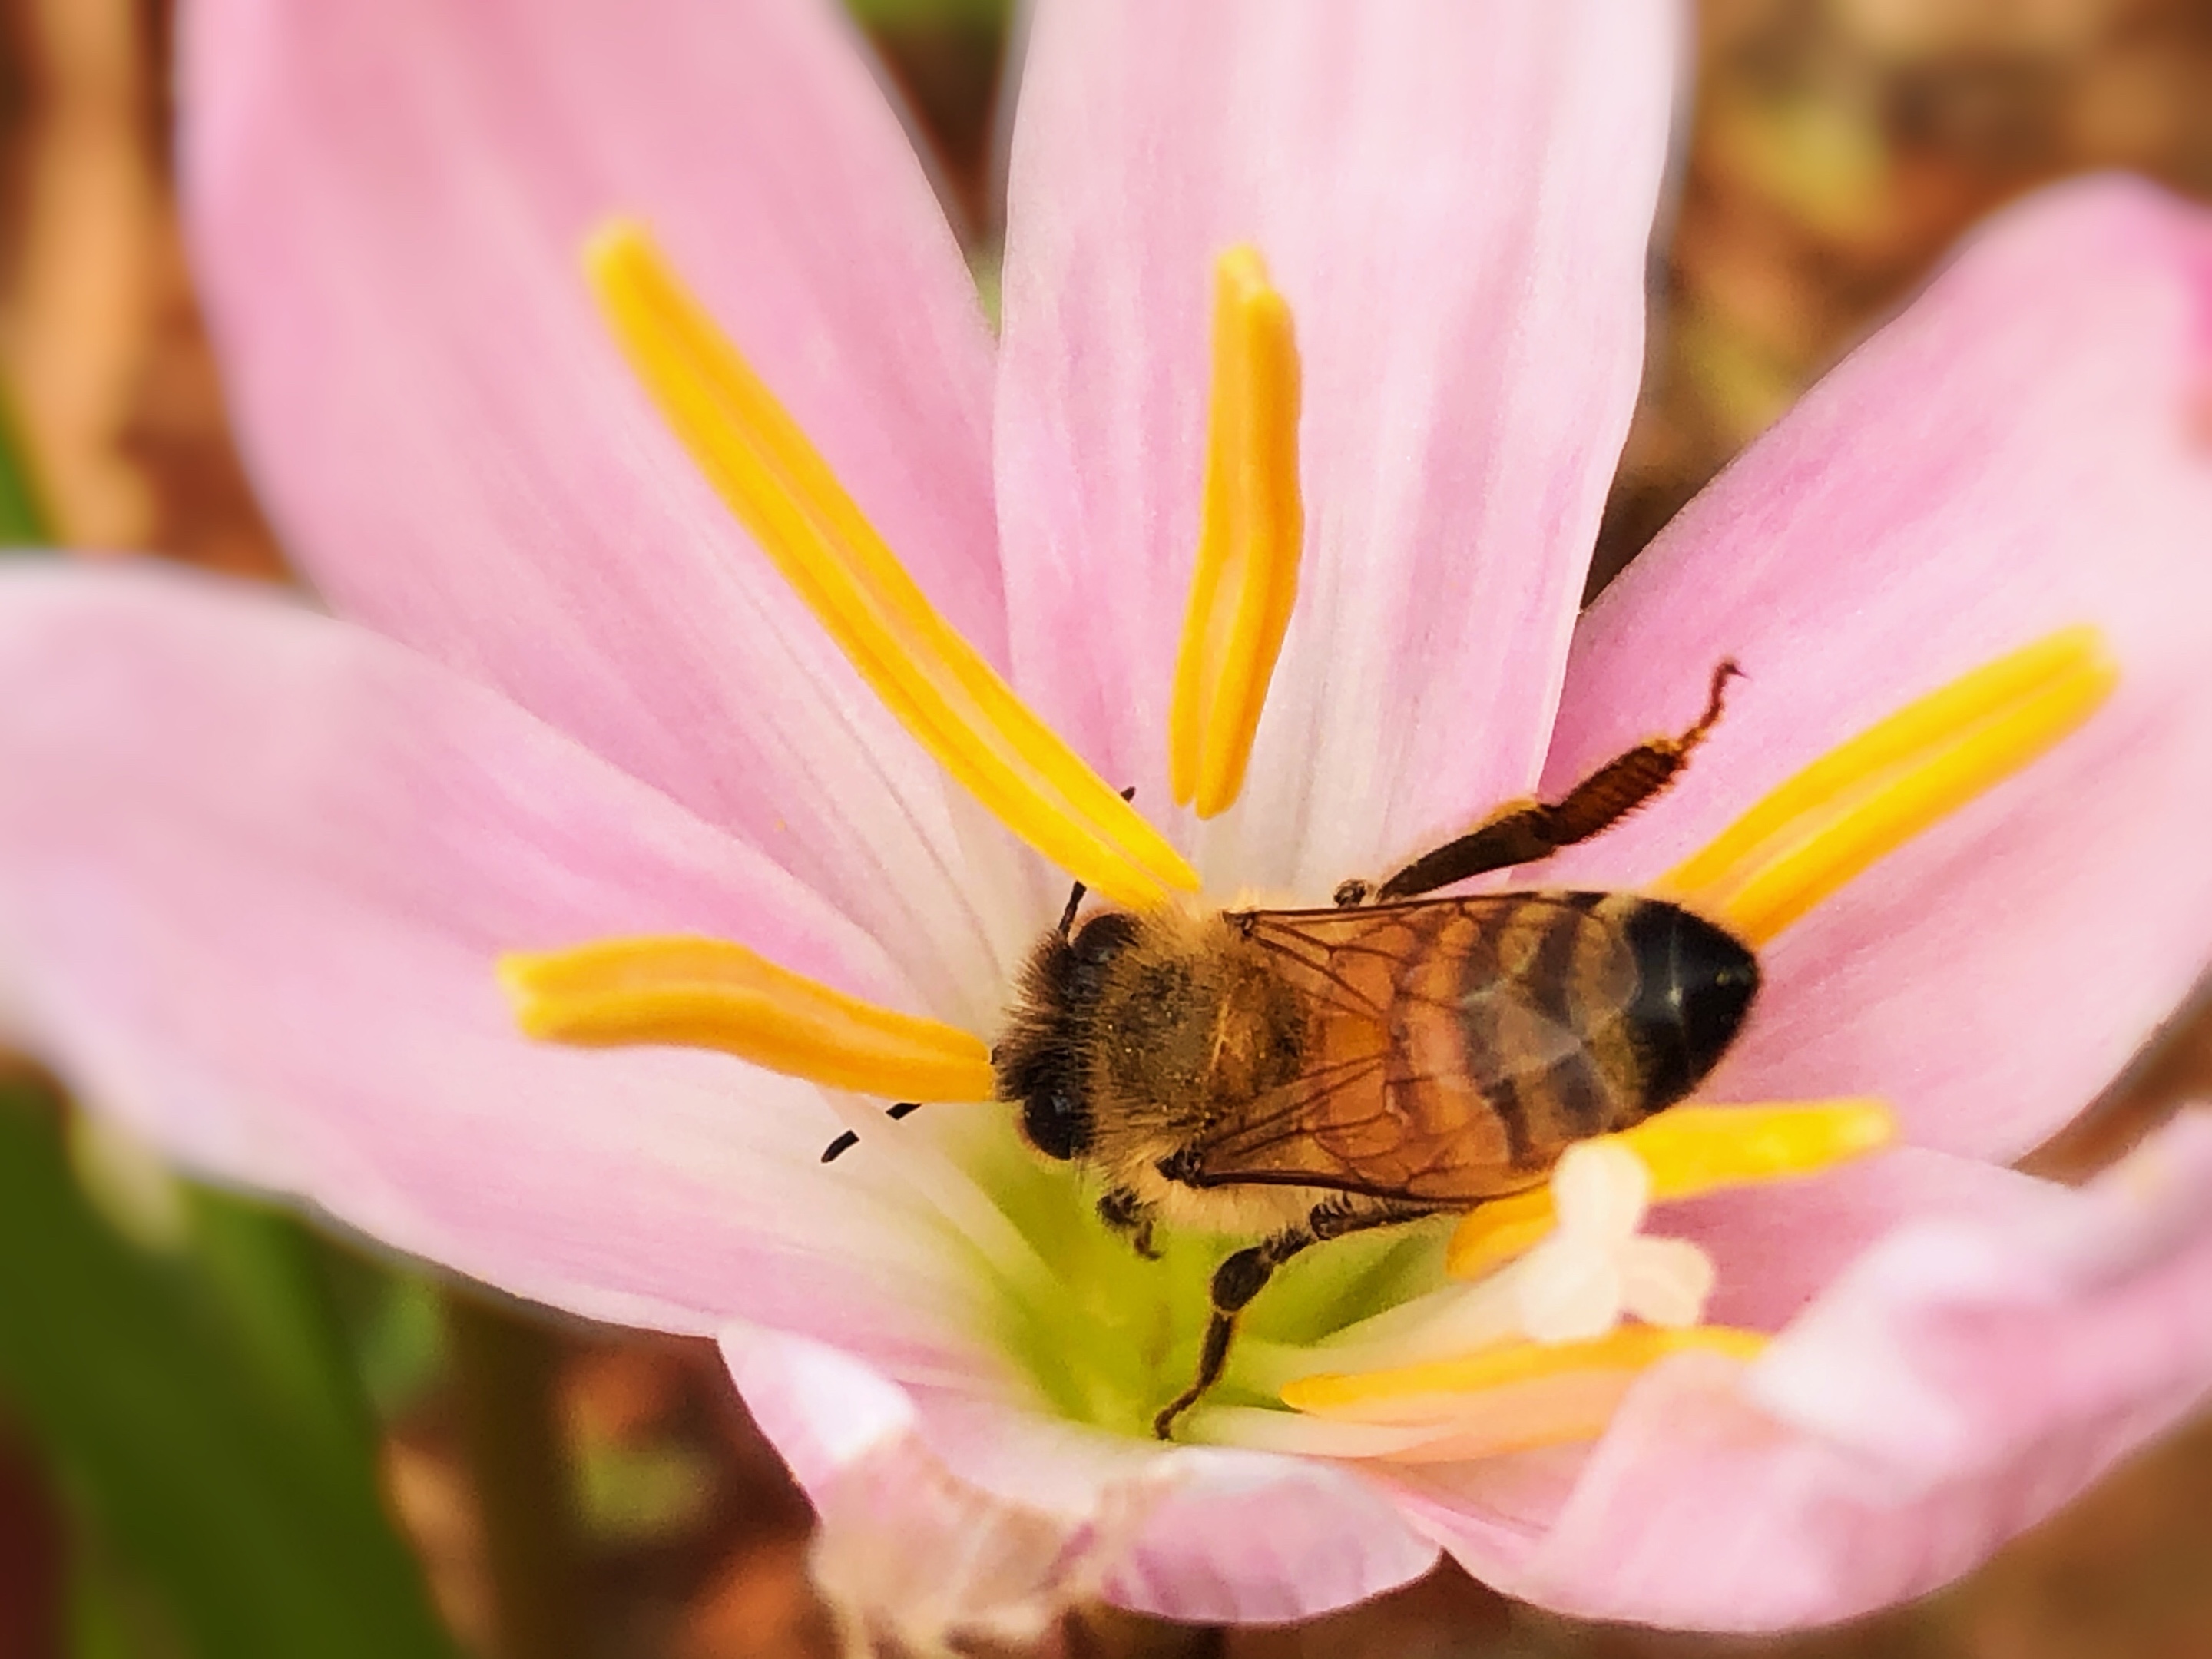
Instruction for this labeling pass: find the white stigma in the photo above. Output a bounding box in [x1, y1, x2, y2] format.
[1250, 1135, 1720, 1394]
[1513, 1140, 1715, 1343]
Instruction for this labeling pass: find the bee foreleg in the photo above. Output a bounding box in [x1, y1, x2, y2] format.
[1364, 659, 1740, 903]
[1152, 1227, 1316, 1440]
[1096, 1187, 1161, 1260]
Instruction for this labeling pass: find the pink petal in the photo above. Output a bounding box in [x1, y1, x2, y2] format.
[0, 562, 994, 1381]
[1661, 1147, 2072, 1334]
[994, 0, 1681, 891]
[180, 0, 1015, 978]
[728, 1327, 1439, 1625]
[1370, 1145, 2067, 1588]
[1537, 178, 2212, 1160]
[1399, 1111, 2212, 1629]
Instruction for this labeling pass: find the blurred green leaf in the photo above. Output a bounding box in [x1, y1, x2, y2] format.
[66, 1522, 185, 1659]
[843, 0, 1008, 26]
[187, 1190, 379, 1462]
[577, 1438, 714, 1545]
[339, 1262, 447, 1419]
[0, 392, 49, 548]
[0, 1087, 460, 1659]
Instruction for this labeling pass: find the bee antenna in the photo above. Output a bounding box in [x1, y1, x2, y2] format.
[1058, 786, 1139, 938]
[820, 1101, 924, 1164]
[1056, 880, 1087, 938]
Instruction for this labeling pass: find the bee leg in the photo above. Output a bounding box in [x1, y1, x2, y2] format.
[1366, 659, 1741, 903]
[1153, 1229, 1315, 1440]
[1097, 1187, 1161, 1260]
[1153, 1200, 1445, 1439]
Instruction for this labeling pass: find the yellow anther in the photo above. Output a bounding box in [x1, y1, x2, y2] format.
[1280, 1326, 1766, 1451]
[500, 936, 995, 1101]
[1661, 626, 2117, 944]
[1168, 247, 1304, 819]
[585, 220, 1196, 911]
[1445, 1100, 1893, 1280]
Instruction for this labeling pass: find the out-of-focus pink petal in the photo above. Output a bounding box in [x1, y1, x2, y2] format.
[1373, 1145, 2076, 1593]
[1098, 1442, 1440, 1623]
[909, 1396, 1438, 1621]
[729, 1330, 1154, 1652]
[179, 0, 1015, 985]
[1662, 1147, 2071, 1333]
[995, 0, 1680, 892]
[1538, 178, 2212, 1160]
[1399, 1111, 2212, 1630]
[0, 563, 993, 1380]
[729, 1329, 1439, 1624]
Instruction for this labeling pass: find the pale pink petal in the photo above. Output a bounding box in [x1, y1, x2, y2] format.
[1402, 1110, 2212, 1630]
[180, 0, 1017, 984]
[995, 0, 1681, 892]
[729, 1330, 1152, 1652]
[0, 563, 994, 1382]
[729, 1329, 1439, 1625]
[1097, 1440, 1439, 1623]
[1537, 178, 2212, 1159]
[1661, 1147, 2073, 1333]
[1371, 1146, 2075, 1583]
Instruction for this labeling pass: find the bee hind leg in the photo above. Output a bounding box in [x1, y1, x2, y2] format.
[1151, 1198, 1437, 1440]
[1343, 659, 1741, 906]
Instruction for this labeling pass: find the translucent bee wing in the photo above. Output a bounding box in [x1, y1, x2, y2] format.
[1189, 894, 1654, 1203]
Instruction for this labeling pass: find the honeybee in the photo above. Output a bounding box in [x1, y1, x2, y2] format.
[992, 662, 1758, 1439]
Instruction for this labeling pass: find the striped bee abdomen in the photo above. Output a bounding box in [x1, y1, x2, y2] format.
[1444, 892, 1759, 1173]
[1164, 890, 1763, 1206]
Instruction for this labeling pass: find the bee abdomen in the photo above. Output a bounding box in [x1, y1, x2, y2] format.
[1435, 892, 1757, 1172]
[1617, 899, 1760, 1108]
[1435, 893, 1634, 1164]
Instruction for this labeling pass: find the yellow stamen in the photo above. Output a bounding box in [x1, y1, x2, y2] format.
[1281, 1325, 1766, 1435]
[1446, 1100, 1892, 1280]
[500, 937, 995, 1101]
[1661, 626, 2117, 944]
[585, 220, 1196, 911]
[1167, 247, 1304, 819]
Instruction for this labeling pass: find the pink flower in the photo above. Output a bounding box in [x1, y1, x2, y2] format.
[5, 0, 2212, 1635]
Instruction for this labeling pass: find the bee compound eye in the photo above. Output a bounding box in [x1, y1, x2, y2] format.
[1022, 1086, 1091, 1161]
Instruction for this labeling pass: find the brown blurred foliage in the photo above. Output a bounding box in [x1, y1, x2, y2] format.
[0, 0, 278, 570]
[4, 0, 2212, 1657]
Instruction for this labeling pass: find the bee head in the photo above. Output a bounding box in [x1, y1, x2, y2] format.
[994, 909, 1142, 1161]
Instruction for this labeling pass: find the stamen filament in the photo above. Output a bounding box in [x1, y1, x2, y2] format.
[1168, 247, 1304, 820]
[1447, 1100, 1892, 1280]
[500, 937, 995, 1101]
[1280, 1325, 1766, 1429]
[586, 220, 1196, 910]
[1660, 626, 2117, 943]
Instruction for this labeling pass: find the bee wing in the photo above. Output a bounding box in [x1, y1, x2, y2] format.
[1184, 896, 1637, 1204]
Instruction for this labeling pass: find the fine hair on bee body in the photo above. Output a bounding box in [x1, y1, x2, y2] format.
[998, 899, 1327, 1241]
[982, 661, 1759, 1439]
[831, 661, 1757, 1439]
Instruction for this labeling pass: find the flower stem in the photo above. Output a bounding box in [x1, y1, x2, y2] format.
[444, 1290, 585, 1659]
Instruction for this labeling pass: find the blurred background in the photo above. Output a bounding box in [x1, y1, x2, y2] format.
[2, 0, 2211, 1654]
